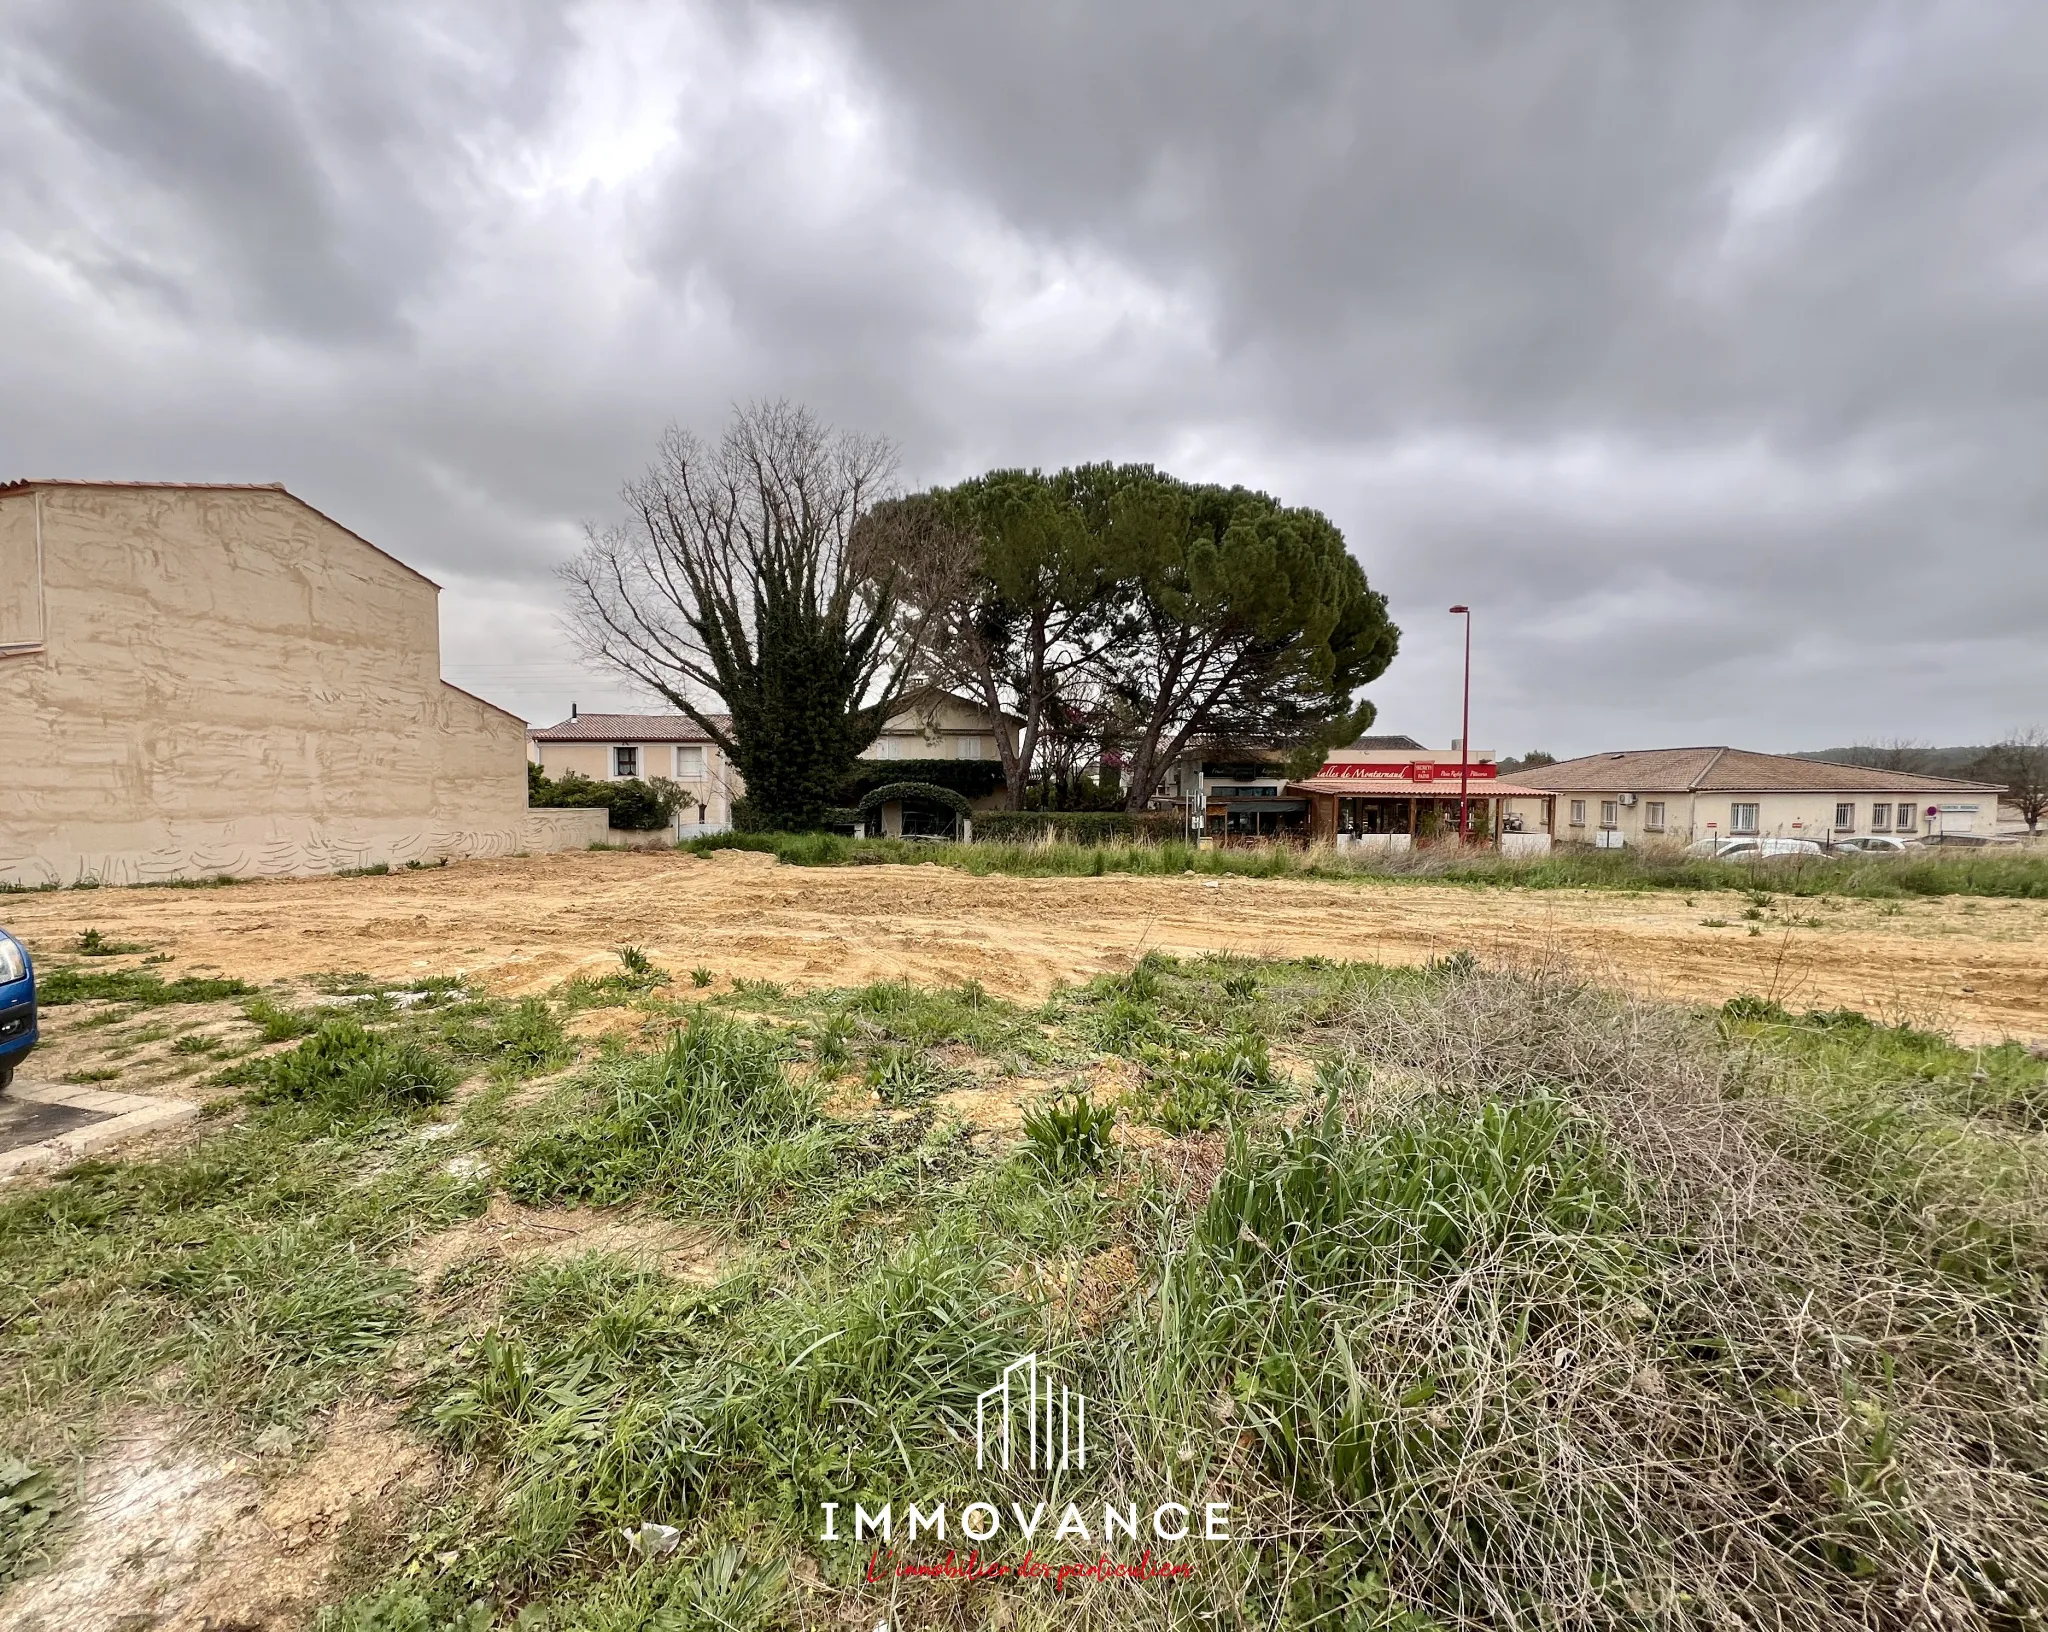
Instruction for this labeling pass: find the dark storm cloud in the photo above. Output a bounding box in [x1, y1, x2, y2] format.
[0, 0, 2041, 746]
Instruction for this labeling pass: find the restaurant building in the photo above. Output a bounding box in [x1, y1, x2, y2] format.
[1287, 737, 1557, 853]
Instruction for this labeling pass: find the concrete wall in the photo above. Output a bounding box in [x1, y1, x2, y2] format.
[0, 483, 577, 886]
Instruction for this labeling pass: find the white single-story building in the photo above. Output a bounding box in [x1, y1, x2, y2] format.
[1505, 747, 2007, 847]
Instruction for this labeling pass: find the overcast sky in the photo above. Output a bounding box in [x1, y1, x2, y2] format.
[4, 1, 2043, 757]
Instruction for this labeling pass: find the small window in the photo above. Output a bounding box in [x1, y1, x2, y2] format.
[1730, 802, 1760, 834]
[1834, 802, 1855, 832]
[613, 745, 638, 778]
[1569, 799, 1586, 827]
[1599, 800, 1619, 828]
[1871, 803, 1891, 832]
[1644, 801, 1665, 831]
[675, 745, 705, 779]
[955, 736, 983, 760]
[1896, 802, 1918, 832]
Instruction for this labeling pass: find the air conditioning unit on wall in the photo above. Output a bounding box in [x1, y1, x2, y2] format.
[1619, 793, 1638, 807]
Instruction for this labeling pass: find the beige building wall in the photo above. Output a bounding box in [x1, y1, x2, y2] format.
[1532, 789, 1990, 846]
[0, 482, 572, 886]
[863, 693, 999, 762]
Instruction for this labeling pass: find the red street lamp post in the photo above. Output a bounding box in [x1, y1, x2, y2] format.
[1449, 605, 1472, 843]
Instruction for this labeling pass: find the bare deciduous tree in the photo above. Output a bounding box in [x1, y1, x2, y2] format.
[1979, 725, 2048, 836]
[1846, 736, 1933, 774]
[560, 401, 932, 829]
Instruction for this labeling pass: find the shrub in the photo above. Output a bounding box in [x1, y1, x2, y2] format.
[838, 756, 1006, 804]
[529, 768, 685, 831]
[971, 810, 1137, 844]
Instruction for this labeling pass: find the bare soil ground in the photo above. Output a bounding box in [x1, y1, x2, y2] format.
[3, 1408, 430, 1632]
[6, 849, 2046, 1043]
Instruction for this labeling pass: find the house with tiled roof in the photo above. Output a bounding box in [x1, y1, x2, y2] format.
[1508, 747, 2006, 847]
[528, 709, 741, 834]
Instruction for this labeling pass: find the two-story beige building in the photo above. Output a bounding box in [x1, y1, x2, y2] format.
[0, 480, 600, 887]
[527, 688, 1017, 836]
[527, 711, 743, 836]
[1506, 747, 2007, 848]
[859, 686, 1012, 779]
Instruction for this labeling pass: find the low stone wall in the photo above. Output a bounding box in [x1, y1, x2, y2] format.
[0, 807, 618, 888]
[519, 808, 613, 854]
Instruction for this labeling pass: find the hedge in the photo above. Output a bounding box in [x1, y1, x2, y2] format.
[969, 809, 1191, 844]
[856, 782, 974, 827]
[529, 769, 687, 831]
[839, 757, 1007, 804]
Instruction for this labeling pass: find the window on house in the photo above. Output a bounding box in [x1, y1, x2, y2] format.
[1896, 802, 1918, 832]
[1834, 802, 1855, 831]
[874, 737, 901, 760]
[613, 746, 638, 778]
[1730, 803, 1760, 834]
[1644, 801, 1665, 831]
[955, 736, 983, 760]
[1871, 803, 1891, 832]
[1569, 799, 1586, 827]
[1599, 800, 1619, 827]
[675, 745, 704, 779]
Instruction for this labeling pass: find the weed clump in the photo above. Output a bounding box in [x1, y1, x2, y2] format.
[1138, 1031, 1278, 1132]
[1023, 1090, 1116, 1178]
[38, 967, 253, 1006]
[249, 1017, 456, 1120]
[442, 996, 570, 1077]
[1152, 965, 2048, 1629]
[504, 1011, 819, 1207]
[243, 995, 318, 1042]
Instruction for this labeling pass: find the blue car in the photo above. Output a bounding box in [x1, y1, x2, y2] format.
[0, 928, 36, 1089]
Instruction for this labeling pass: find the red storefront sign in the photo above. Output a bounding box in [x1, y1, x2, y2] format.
[1313, 761, 1499, 783]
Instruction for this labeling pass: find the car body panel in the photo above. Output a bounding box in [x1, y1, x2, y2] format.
[0, 929, 38, 1082]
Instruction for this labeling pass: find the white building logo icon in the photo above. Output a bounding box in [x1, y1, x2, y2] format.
[976, 1353, 1086, 1472]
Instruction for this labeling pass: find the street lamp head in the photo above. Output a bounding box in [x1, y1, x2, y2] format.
[1448, 604, 1469, 614]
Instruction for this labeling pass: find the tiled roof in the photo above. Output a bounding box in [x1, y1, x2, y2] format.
[1513, 747, 2002, 796]
[1350, 734, 1427, 749]
[529, 712, 726, 743]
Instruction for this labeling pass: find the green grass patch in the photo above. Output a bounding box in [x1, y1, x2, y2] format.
[682, 829, 2048, 900]
[503, 1011, 822, 1211]
[37, 967, 254, 1006]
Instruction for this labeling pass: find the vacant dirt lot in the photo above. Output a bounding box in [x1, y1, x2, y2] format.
[7, 849, 2046, 1042]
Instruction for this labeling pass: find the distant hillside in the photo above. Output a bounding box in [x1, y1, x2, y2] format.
[1795, 746, 1998, 779]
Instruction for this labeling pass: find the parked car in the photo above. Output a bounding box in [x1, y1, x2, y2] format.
[1833, 835, 1912, 856]
[0, 927, 36, 1089]
[1689, 837, 1829, 861]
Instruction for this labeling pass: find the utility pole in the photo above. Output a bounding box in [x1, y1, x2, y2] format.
[1449, 605, 1472, 842]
